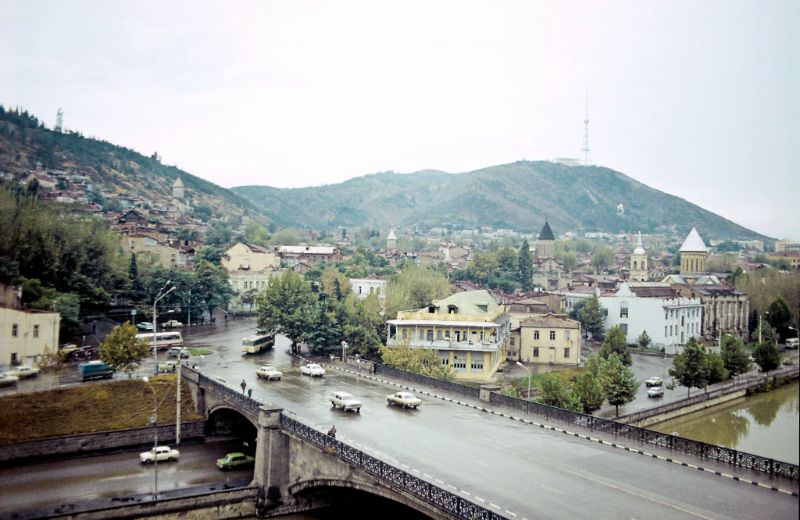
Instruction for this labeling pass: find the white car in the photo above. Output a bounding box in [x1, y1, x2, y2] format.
[0, 373, 19, 387]
[256, 365, 282, 381]
[645, 376, 663, 387]
[139, 445, 180, 464]
[164, 319, 183, 328]
[8, 366, 40, 378]
[331, 391, 362, 412]
[647, 386, 665, 398]
[387, 391, 422, 409]
[300, 363, 325, 377]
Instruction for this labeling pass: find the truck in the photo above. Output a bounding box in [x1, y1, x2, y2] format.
[79, 360, 114, 381]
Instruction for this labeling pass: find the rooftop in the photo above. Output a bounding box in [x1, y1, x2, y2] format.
[679, 227, 708, 253]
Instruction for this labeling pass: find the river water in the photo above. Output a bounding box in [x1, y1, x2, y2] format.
[651, 382, 799, 464]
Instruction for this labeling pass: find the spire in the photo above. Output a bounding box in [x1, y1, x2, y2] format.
[633, 231, 645, 255]
[679, 227, 708, 253]
[538, 220, 555, 241]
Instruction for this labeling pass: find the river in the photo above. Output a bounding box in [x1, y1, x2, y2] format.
[651, 382, 799, 464]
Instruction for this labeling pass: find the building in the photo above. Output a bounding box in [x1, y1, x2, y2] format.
[172, 176, 185, 201]
[1, 285, 60, 367]
[278, 245, 341, 267]
[673, 284, 750, 340]
[600, 282, 702, 354]
[386, 290, 510, 382]
[227, 267, 282, 313]
[349, 278, 387, 304]
[222, 243, 280, 272]
[662, 227, 720, 285]
[629, 232, 649, 281]
[774, 240, 800, 253]
[386, 230, 397, 252]
[517, 314, 581, 365]
[536, 220, 555, 260]
[120, 235, 187, 269]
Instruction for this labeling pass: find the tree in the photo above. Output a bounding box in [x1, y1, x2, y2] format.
[99, 322, 149, 377]
[720, 335, 752, 379]
[269, 228, 300, 245]
[205, 221, 233, 248]
[340, 293, 384, 359]
[194, 260, 233, 320]
[705, 352, 729, 384]
[257, 270, 316, 353]
[304, 296, 343, 355]
[196, 245, 226, 265]
[752, 340, 780, 374]
[599, 353, 638, 417]
[243, 220, 270, 246]
[570, 295, 605, 339]
[379, 342, 452, 379]
[591, 244, 614, 273]
[599, 326, 632, 365]
[637, 330, 651, 350]
[572, 370, 605, 414]
[669, 339, 709, 397]
[536, 373, 582, 412]
[765, 297, 792, 340]
[385, 265, 451, 319]
[517, 240, 534, 290]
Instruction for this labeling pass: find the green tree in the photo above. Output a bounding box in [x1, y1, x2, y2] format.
[304, 296, 343, 355]
[599, 326, 632, 365]
[257, 270, 316, 353]
[385, 265, 451, 319]
[243, 220, 270, 246]
[196, 245, 226, 265]
[517, 239, 534, 290]
[205, 221, 233, 248]
[340, 293, 384, 359]
[765, 297, 792, 340]
[194, 260, 233, 320]
[379, 342, 452, 379]
[591, 244, 614, 273]
[99, 322, 149, 377]
[536, 373, 582, 412]
[572, 370, 605, 414]
[599, 353, 638, 417]
[637, 330, 651, 349]
[669, 339, 709, 397]
[269, 228, 300, 245]
[752, 340, 780, 373]
[570, 295, 605, 339]
[706, 352, 729, 384]
[720, 335, 752, 379]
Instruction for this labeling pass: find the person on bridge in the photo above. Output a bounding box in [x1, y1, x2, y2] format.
[240, 378, 247, 393]
[327, 425, 336, 438]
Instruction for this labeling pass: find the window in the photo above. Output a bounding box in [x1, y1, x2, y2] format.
[436, 329, 443, 340]
[441, 358, 449, 366]
[11, 324, 18, 337]
[402, 329, 408, 339]
[471, 358, 484, 370]
[534, 330, 540, 340]
[533, 347, 540, 357]
[427, 330, 434, 341]
[665, 326, 668, 337]
[549, 330, 556, 340]
[33, 325, 39, 338]
[620, 303, 629, 318]
[564, 348, 570, 358]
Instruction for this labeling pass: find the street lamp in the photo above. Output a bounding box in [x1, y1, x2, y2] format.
[153, 281, 176, 375]
[341, 340, 348, 363]
[142, 376, 159, 501]
[516, 361, 532, 400]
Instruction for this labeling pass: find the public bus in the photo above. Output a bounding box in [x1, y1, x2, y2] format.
[135, 331, 184, 350]
[241, 333, 275, 355]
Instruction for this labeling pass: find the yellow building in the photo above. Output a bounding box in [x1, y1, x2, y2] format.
[1, 288, 60, 367]
[120, 235, 185, 269]
[517, 314, 581, 365]
[386, 290, 510, 382]
[222, 243, 280, 273]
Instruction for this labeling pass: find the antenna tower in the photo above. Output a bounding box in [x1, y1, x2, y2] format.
[581, 98, 590, 165]
[55, 108, 63, 133]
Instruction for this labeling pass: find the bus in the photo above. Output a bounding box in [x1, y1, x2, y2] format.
[241, 333, 275, 355]
[135, 331, 184, 350]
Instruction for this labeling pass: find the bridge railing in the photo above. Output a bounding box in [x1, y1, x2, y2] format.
[374, 364, 481, 399]
[281, 414, 507, 520]
[196, 371, 263, 415]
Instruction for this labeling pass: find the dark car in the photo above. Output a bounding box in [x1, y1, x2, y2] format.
[216, 452, 255, 470]
[167, 347, 189, 358]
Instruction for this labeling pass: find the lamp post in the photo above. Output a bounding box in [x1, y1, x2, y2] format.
[142, 376, 158, 501]
[153, 282, 176, 376]
[516, 361, 532, 400]
[341, 340, 348, 363]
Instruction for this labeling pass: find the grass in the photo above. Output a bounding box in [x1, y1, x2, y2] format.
[0, 376, 203, 445]
[188, 347, 213, 356]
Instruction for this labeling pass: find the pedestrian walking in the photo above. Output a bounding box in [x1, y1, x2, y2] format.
[327, 425, 337, 438]
[247, 387, 253, 398]
[240, 378, 247, 393]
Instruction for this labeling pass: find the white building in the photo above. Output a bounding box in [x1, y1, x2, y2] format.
[600, 282, 702, 354]
[1, 285, 60, 367]
[349, 278, 387, 303]
[227, 267, 282, 313]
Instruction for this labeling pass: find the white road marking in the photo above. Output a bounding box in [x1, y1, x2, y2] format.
[541, 484, 564, 495]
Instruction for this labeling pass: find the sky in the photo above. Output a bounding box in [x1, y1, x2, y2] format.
[1, 0, 798, 239]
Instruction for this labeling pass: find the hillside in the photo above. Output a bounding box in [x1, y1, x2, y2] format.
[233, 161, 767, 241]
[0, 107, 260, 222]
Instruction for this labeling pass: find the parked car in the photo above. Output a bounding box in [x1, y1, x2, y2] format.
[786, 338, 799, 350]
[216, 452, 255, 470]
[387, 391, 422, 409]
[330, 391, 362, 412]
[167, 347, 190, 358]
[647, 386, 665, 398]
[256, 365, 282, 381]
[158, 361, 177, 373]
[0, 373, 19, 387]
[300, 363, 325, 377]
[164, 319, 183, 328]
[137, 322, 154, 331]
[8, 366, 40, 378]
[140, 445, 180, 464]
[645, 376, 663, 387]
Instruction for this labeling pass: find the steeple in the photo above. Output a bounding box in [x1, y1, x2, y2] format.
[630, 231, 648, 281]
[679, 227, 709, 275]
[536, 220, 555, 259]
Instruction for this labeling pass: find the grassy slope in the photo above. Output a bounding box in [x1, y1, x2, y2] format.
[0, 376, 202, 444]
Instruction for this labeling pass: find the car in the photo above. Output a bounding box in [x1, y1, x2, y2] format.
[387, 391, 422, 409]
[0, 373, 19, 387]
[645, 376, 663, 387]
[164, 319, 183, 328]
[8, 366, 40, 378]
[167, 347, 190, 358]
[786, 338, 799, 350]
[330, 391, 362, 412]
[256, 365, 282, 381]
[300, 363, 325, 377]
[647, 386, 665, 398]
[216, 452, 255, 470]
[158, 361, 177, 373]
[136, 322, 154, 331]
[140, 445, 180, 463]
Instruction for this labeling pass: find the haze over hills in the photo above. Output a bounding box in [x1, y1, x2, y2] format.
[0, 107, 767, 242]
[233, 161, 768, 241]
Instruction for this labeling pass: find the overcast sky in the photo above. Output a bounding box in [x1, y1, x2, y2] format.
[1, 1, 798, 239]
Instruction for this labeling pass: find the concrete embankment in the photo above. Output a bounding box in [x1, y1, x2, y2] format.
[619, 366, 799, 428]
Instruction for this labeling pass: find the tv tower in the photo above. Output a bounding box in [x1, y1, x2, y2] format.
[581, 98, 591, 165]
[55, 108, 63, 133]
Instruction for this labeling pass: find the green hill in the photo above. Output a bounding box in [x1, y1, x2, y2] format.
[233, 161, 767, 241]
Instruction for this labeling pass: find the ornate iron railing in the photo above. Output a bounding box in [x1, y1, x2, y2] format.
[281, 414, 507, 520]
[196, 372, 263, 415]
[374, 363, 481, 399]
